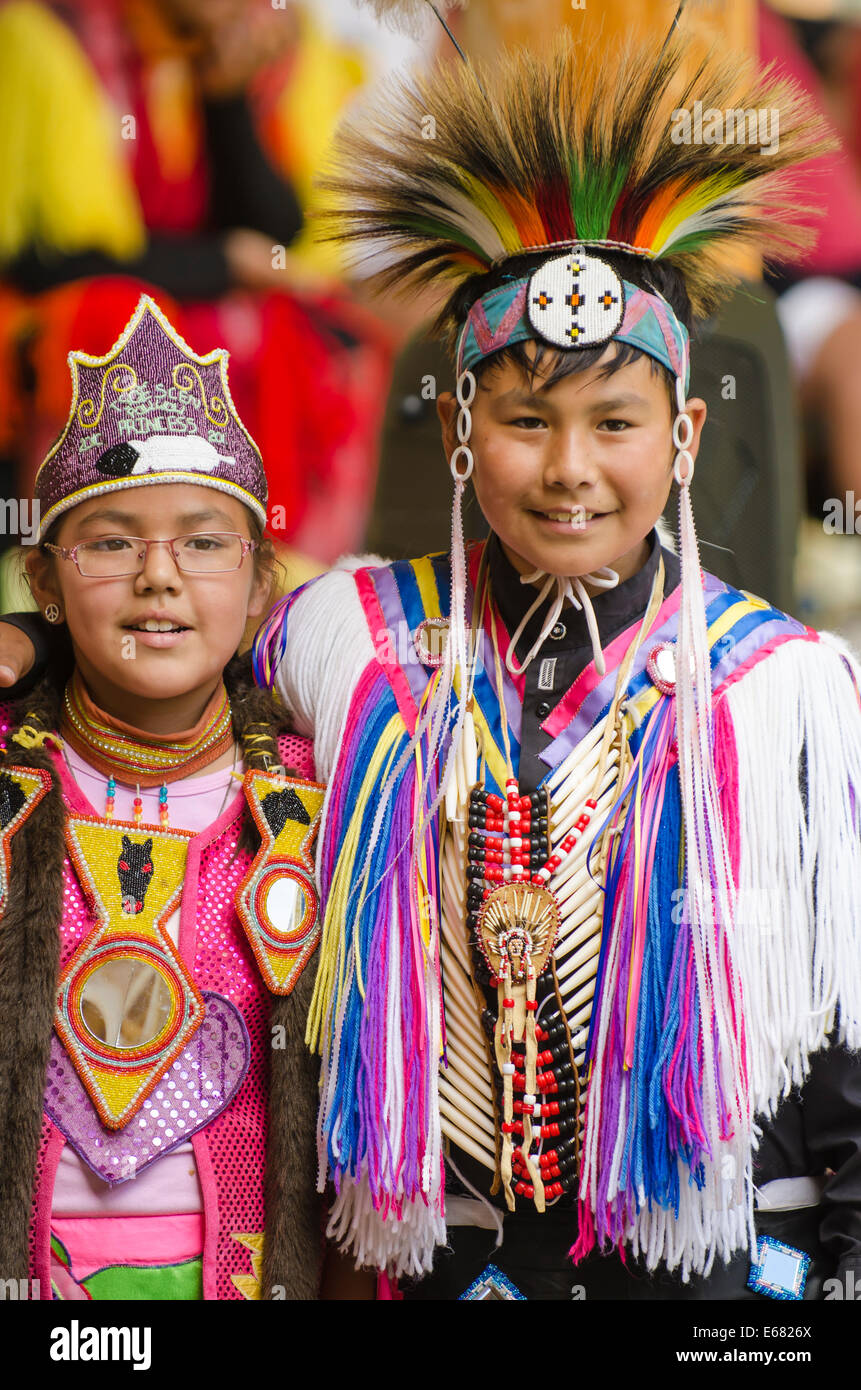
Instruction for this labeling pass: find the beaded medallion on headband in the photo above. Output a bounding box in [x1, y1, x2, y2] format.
[35, 295, 267, 542]
[456, 249, 690, 390]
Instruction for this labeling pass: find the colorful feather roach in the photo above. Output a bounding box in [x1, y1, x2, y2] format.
[317, 28, 833, 324]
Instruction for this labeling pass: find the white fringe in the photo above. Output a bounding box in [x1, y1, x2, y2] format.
[604, 632, 861, 1282]
[726, 635, 861, 1117]
[628, 1181, 752, 1283]
[326, 1167, 447, 1280]
[273, 557, 381, 778]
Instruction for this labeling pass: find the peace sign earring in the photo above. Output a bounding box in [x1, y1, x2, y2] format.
[44, 604, 62, 624]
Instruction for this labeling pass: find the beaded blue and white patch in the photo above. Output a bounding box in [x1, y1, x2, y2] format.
[459, 1264, 526, 1301]
[747, 1235, 810, 1300]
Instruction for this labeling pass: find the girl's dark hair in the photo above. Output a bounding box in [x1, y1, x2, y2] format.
[247, 511, 279, 592]
[445, 249, 693, 408]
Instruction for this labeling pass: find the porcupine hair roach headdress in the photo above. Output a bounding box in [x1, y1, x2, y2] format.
[318, 30, 834, 1262]
[321, 28, 829, 315]
[318, 22, 830, 663]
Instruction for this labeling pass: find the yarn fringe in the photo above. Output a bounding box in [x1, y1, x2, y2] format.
[325, 1160, 447, 1280]
[574, 628, 861, 1280]
[308, 665, 446, 1273]
[726, 633, 861, 1108]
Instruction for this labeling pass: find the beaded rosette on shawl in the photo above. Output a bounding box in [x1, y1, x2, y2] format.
[256, 548, 861, 1280]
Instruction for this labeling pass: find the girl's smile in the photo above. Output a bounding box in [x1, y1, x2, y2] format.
[121, 612, 193, 647]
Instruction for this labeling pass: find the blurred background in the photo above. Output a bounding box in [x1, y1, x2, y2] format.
[1, 0, 860, 647]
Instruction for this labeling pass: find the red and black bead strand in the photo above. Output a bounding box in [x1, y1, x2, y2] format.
[508, 787, 596, 1197]
[466, 782, 561, 1201]
[507, 1001, 580, 1199]
[466, 787, 551, 957]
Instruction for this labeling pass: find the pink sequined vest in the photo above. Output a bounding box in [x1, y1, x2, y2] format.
[27, 733, 315, 1301]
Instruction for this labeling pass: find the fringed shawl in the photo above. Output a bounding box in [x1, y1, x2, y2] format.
[261, 546, 861, 1279]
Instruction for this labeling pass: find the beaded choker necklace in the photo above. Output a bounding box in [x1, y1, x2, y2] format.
[60, 670, 234, 791]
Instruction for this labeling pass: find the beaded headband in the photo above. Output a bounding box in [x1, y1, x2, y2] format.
[35, 296, 267, 542]
[455, 248, 690, 391]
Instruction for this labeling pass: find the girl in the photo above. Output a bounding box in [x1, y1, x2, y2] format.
[0, 294, 333, 1300]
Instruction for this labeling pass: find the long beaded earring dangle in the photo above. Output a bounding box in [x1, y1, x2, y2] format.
[447, 361, 477, 741]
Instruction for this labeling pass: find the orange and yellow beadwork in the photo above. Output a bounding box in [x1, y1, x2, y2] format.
[55, 815, 202, 1130]
[236, 773, 325, 995]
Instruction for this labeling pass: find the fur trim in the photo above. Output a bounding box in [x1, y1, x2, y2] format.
[261, 961, 325, 1299]
[0, 736, 64, 1278]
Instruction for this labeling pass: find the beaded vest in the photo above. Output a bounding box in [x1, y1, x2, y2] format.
[26, 735, 314, 1301]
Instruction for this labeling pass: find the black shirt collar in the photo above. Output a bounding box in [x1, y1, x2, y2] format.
[486, 528, 681, 662]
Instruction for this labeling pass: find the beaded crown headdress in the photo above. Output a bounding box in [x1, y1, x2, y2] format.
[35, 295, 267, 541]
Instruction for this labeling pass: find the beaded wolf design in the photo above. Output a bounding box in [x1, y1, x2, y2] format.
[261, 786, 311, 835]
[117, 835, 154, 917]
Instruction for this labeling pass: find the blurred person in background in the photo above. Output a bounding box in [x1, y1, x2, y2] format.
[0, 0, 395, 597]
[759, 1, 861, 640]
[762, 2, 861, 507]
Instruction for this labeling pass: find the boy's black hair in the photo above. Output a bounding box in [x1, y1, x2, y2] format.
[444, 249, 693, 410]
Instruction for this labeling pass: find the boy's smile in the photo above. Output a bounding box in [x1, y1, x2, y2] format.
[439, 346, 706, 587]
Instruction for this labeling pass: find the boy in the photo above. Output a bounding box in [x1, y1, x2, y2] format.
[250, 29, 861, 1299]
